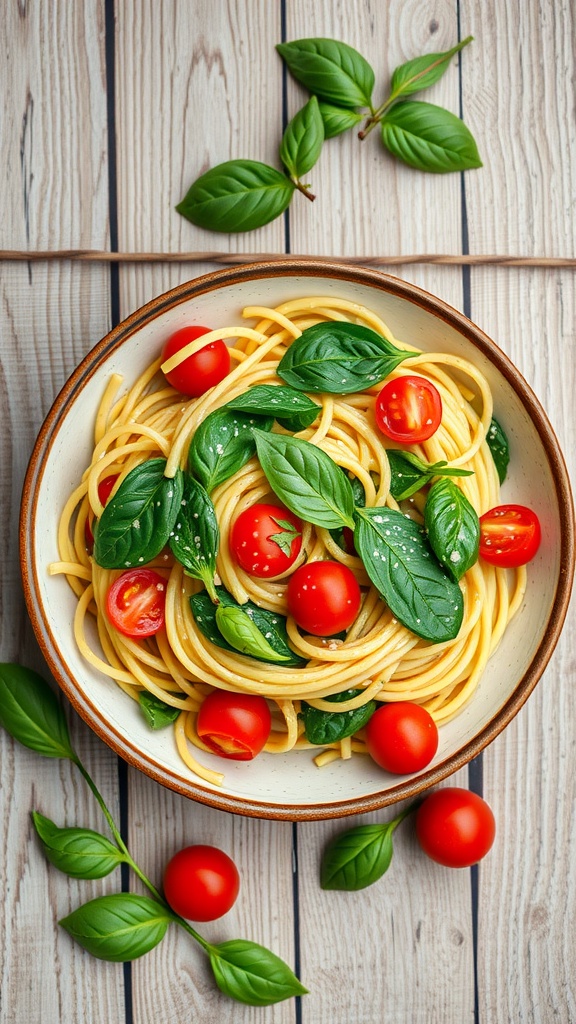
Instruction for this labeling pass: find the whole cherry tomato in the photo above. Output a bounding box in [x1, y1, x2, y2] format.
[85, 474, 119, 551]
[196, 690, 272, 760]
[365, 702, 438, 774]
[479, 503, 541, 567]
[230, 502, 302, 578]
[415, 787, 496, 868]
[106, 568, 167, 638]
[162, 325, 230, 397]
[375, 375, 442, 443]
[286, 560, 362, 637]
[163, 844, 240, 921]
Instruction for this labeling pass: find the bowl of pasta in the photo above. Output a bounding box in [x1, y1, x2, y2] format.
[20, 260, 574, 820]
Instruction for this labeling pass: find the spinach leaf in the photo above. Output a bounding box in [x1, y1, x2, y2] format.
[191, 587, 305, 667]
[381, 100, 482, 173]
[276, 37, 375, 109]
[486, 417, 510, 484]
[189, 408, 273, 493]
[225, 384, 320, 432]
[176, 160, 295, 233]
[301, 688, 376, 745]
[93, 459, 184, 569]
[280, 96, 324, 181]
[277, 321, 412, 394]
[424, 479, 480, 582]
[138, 691, 183, 730]
[353, 506, 464, 643]
[215, 606, 292, 663]
[169, 473, 219, 601]
[387, 449, 473, 501]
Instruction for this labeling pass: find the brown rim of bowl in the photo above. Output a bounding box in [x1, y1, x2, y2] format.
[20, 259, 576, 821]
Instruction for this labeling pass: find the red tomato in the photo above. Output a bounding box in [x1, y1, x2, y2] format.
[106, 568, 167, 638]
[375, 375, 442, 443]
[365, 702, 438, 774]
[415, 787, 496, 868]
[196, 690, 272, 760]
[85, 474, 119, 550]
[163, 844, 240, 922]
[161, 325, 230, 397]
[230, 502, 302, 578]
[286, 560, 362, 637]
[479, 504, 541, 567]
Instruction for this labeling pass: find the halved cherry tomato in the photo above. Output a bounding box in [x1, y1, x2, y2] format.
[163, 844, 240, 921]
[230, 502, 302, 578]
[415, 787, 496, 868]
[479, 503, 541, 567]
[196, 690, 271, 760]
[375, 375, 442, 443]
[106, 568, 167, 638]
[286, 560, 362, 637]
[85, 474, 119, 551]
[161, 325, 230, 397]
[365, 702, 438, 774]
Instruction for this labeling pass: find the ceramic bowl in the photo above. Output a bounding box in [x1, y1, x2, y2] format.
[20, 261, 574, 820]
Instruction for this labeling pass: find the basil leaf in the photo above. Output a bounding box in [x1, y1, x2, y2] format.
[387, 449, 473, 501]
[301, 689, 376, 745]
[424, 479, 480, 582]
[253, 429, 355, 530]
[390, 36, 473, 99]
[269, 516, 301, 556]
[330, 476, 366, 549]
[277, 321, 412, 394]
[225, 384, 320, 432]
[169, 474, 219, 600]
[94, 459, 184, 569]
[486, 417, 510, 484]
[209, 938, 308, 1006]
[191, 587, 306, 667]
[321, 822, 396, 891]
[215, 606, 292, 663]
[381, 101, 482, 173]
[353, 506, 464, 643]
[138, 691, 183, 730]
[60, 893, 171, 961]
[32, 811, 125, 880]
[279, 95, 324, 181]
[318, 101, 363, 138]
[176, 160, 295, 233]
[189, 408, 273, 493]
[276, 38, 375, 109]
[0, 664, 75, 760]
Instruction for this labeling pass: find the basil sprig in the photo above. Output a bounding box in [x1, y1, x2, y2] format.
[226, 384, 321, 432]
[277, 321, 412, 394]
[215, 605, 292, 663]
[424, 479, 480, 582]
[191, 586, 305, 667]
[321, 802, 417, 891]
[387, 449, 473, 501]
[189, 407, 273, 493]
[300, 689, 377, 745]
[169, 473, 219, 601]
[0, 664, 306, 1004]
[486, 416, 510, 484]
[93, 458, 184, 569]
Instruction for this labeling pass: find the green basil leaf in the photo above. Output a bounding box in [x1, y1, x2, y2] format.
[93, 459, 184, 569]
[354, 506, 464, 643]
[424, 479, 480, 582]
[253, 429, 355, 530]
[269, 516, 301, 556]
[209, 938, 308, 1006]
[277, 321, 412, 394]
[59, 893, 171, 961]
[387, 450, 473, 501]
[321, 822, 396, 890]
[486, 417, 510, 484]
[0, 664, 75, 760]
[189, 408, 274, 493]
[225, 384, 320, 432]
[330, 476, 366, 548]
[301, 689, 377, 745]
[381, 101, 482, 173]
[276, 38, 375, 109]
[32, 811, 125, 879]
[138, 691, 183, 730]
[169, 474, 219, 601]
[215, 606, 291, 663]
[280, 95, 324, 180]
[318, 101, 363, 138]
[176, 160, 295, 233]
[390, 36, 473, 99]
[191, 587, 306, 667]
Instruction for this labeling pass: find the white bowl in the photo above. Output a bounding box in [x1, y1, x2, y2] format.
[20, 261, 574, 820]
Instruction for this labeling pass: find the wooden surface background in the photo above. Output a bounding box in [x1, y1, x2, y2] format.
[1, 2, 575, 1022]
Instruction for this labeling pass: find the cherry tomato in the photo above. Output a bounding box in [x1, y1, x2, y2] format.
[196, 690, 272, 760]
[479, 503, 541, 567]
[85, 474, 119, 550]
[106, 568, 167, 638]
[286, 560, 362, 637]
[375, 375, 442, 443]
[415, 787, 496, 868]
[161, 325, 230, 397]
[163, 844, 240, 922]
[230, 502, 302, 578]
[365, 702, 438, 774]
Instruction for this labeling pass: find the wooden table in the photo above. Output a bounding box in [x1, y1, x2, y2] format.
[2, 3, 574, 1022]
